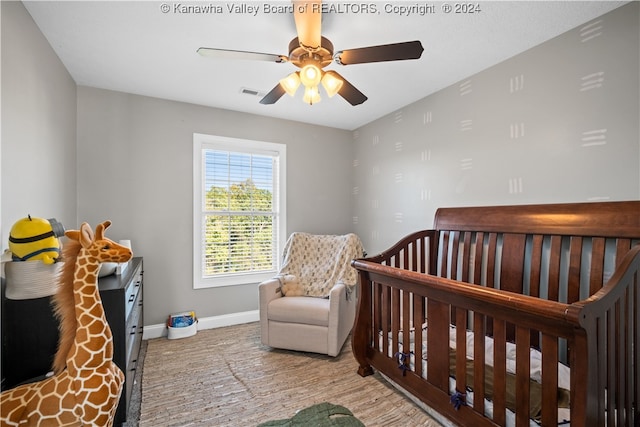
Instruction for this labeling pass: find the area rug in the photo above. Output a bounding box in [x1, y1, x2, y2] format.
[258, 402, 364, 426]
[138, 322, 442, 426]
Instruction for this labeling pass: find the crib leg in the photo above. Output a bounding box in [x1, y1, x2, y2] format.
[357, 365, 374, 377]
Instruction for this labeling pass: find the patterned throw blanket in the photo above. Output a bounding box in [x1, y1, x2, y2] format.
[278, 232, 364, 298]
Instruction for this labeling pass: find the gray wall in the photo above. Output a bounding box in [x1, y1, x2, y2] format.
[1, 1, 77, 253]
[352, 2, 640, 254]
[76, 87, 353, 325]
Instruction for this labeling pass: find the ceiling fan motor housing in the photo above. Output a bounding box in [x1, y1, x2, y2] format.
[288, 36, 334, 68]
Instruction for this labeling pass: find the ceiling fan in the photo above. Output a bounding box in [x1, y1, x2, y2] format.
[197, 0, 424, 106]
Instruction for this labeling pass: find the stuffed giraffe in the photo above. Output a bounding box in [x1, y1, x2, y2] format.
[1, 221, 132, 427]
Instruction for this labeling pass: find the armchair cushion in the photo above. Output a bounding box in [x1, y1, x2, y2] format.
[279, 232, 363, 298]
[267, 297, 330, 327]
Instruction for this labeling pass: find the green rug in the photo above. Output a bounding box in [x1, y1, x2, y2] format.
[258, 402, 365, 427]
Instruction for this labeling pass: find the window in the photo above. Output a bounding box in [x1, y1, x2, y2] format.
[193, 133, 286, 288]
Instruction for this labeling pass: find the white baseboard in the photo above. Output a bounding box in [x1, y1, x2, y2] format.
[142, 310, 259, 340]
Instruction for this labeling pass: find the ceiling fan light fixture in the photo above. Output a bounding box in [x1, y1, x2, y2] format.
[303, 86, 321, 105]
[279, 72, 301, 96]
[321, 72, 343, 98]
[300, 64, 322, 87]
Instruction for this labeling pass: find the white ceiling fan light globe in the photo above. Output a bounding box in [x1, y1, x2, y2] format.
[303, 86, 321, 105]
[300, 64, 322, 87]
[279, 72, 301, 96]
[321, 72, 343, 97]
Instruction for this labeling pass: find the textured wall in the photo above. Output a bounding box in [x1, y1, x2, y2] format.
[352, 2, 639, 254]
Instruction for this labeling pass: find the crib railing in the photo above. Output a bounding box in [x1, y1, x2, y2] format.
[353, 257, 584, 426]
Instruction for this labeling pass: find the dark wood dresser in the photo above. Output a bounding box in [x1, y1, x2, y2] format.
[97, 257, 144, 426]
[1, 257, 143, 427]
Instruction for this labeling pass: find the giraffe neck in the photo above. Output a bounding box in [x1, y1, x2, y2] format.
[66, 252, 114, 372]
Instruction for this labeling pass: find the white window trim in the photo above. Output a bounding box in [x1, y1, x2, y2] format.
[193, 133, 286, 289]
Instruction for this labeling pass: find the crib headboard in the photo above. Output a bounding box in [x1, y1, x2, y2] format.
[431, 200, 640, 303]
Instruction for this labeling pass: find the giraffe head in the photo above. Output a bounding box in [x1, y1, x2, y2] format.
[65, 220, 133, 265]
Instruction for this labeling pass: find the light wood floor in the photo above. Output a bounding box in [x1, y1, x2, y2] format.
[135, 322, 442, 426]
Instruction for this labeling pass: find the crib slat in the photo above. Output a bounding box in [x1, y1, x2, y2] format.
[419, 237, 430, 273]
[413, 295, 424, 377]
[515, 326, 531, 427]
[541, 333, 559, 426]
[616, 298, 626, 427]
[607, 305, 615, 427]
[473, 232, 484, 285]
[382, 284, 390, 356]
[548, 235, 562, 302]
[492, 319, 507, 426]
[617, 296, 632, 426]
[404, 241, 409, 270]
[625, 289, 634, 426]
[529, 235, 543, 298]
[590, 237, 606, 295]
[501, 234, 526, 294]
[374, 282, 382, 352]
[615, 239, 631, 268]
[455, 310, 468, 394]
[440, 231, 451, 278]
[402, 290, 411, 354]
[473, 312, 486, 414]
[462, 232, 472, 283]
[427, 299, 450, 391]
[596, 314, 607, 425]
[486, 233, 498, 288]
[392, 287, 401, 357]
[567, 236, 583, 304]
[451, 231, 461, 280]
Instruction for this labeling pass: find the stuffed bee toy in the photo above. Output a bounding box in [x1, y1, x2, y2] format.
[9, 215, 65, 264]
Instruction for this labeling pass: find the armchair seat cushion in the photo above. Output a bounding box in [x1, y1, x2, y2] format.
[268, 296, 330, 327]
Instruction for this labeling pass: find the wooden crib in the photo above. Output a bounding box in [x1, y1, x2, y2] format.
[351, 201, 639, 426]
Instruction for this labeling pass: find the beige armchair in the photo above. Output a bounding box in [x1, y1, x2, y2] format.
[259, 232, 364, 357]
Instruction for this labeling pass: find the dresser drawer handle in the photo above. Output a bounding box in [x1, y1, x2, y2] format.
[128, 294, 135, 303]
[130, 326, 137, 335]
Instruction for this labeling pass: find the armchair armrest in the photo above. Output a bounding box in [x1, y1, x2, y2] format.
[327, 282, 357, 356]
[259, 277, 282, 346]
[259, 278, 282, 318]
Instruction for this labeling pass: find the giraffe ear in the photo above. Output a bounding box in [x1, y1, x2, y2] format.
[65, 229, 80, 241]
[95, 220, 112, 240]
[79, 222, 94, 248]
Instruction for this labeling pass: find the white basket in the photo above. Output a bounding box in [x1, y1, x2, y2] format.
[167, 320, 198, 339]
[4, 261, 63, 300]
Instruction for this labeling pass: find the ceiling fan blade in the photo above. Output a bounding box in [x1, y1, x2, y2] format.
[259, 83, 286, 105]
[293, 0, 322, 49]
[325, 71, 367, 106]
[197, 47, 287, 63]
[335, 40, 424, 65]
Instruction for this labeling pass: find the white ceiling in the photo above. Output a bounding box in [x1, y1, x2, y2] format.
[23, 1, 627, 130]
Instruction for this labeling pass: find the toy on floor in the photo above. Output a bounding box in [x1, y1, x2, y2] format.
[0, 220, 133, 426]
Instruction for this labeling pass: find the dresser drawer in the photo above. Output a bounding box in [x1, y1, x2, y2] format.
[124, 264, 143, 320]
[125, 291, 142, 363]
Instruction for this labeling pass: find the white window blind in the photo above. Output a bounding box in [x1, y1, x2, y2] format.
[193, 134, 286, 288]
